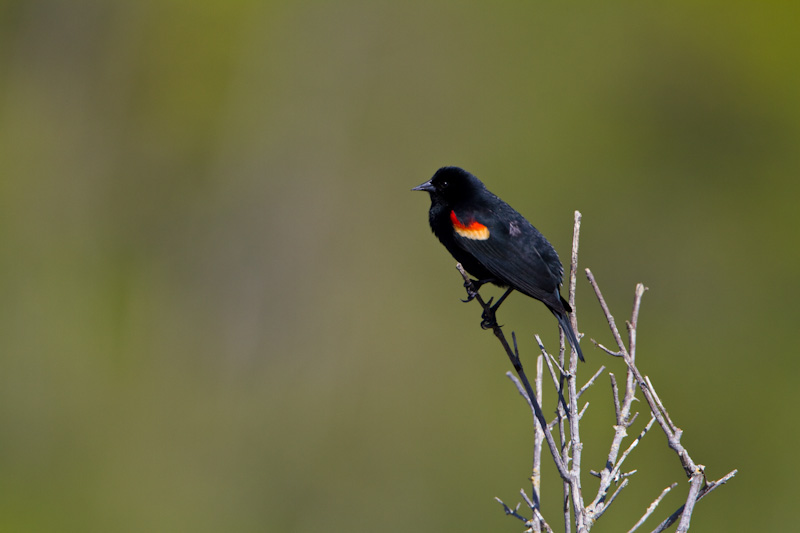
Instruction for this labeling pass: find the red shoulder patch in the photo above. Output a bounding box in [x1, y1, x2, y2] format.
[450, 210, 490, 240]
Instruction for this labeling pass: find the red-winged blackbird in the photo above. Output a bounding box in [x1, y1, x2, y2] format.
[413, 166, 584, 362]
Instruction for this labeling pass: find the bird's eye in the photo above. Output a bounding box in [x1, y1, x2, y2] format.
[440, 180, 448, 188]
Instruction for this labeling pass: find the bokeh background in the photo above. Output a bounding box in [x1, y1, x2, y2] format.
[1, 2, 797, 531]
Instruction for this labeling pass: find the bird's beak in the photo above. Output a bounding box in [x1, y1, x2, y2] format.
[412, 179, 435, 192]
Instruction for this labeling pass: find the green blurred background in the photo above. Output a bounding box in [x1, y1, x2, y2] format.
[1, 1, 797, 531]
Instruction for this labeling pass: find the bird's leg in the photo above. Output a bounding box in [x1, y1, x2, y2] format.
[491, 288, 514, 313]
[481, 288, 514, 329]
[462, 278, 496, 303]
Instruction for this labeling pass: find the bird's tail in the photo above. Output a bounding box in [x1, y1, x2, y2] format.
[553, 310, 584, 362]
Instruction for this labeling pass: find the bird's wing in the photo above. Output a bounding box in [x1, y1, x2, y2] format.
[451, 207, 564, 304]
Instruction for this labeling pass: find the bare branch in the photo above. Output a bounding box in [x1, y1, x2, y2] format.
[535, 334, 569, 413]
[566, 211, 588, 532]
[533, 508, 556, 533]
[512, 490, 557, 533]
[593, 340, 625, 357]
[644, 376, 679, 435]
[585, 269, 627, 353]
[586, 268, 701, 480]
[610, 416, 656, 483]
[520, 488, 536, 511]
[494, 497, 528, 523]
[506, 372, 534, 413]
[610, 373, 622, 421]
[628, 283, 647, 359]
[628, 483, 678, 533]
[568, 210, 581, 327]
[650, 470, 737, 533]
[577, 365, 605, 399]
[532, 353, 544, 531]
[676, 473, 704, 532]
[593, 478, 630, 520]
[457, 263, 572, 481]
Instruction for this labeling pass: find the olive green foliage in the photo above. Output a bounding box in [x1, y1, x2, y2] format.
[0, 2, 797, 531]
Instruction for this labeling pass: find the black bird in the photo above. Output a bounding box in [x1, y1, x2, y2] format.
[413, 166, 583, 362]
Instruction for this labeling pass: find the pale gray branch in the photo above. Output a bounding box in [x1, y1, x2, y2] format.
[650, 469, 738, 533]
[578, 365, 606, 399]
[628, 483, 678, 533]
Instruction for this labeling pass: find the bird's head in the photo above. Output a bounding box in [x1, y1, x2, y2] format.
[412, 166, 486, 206]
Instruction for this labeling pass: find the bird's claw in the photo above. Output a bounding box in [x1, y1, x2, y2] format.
[461, 279, 482, 302]
[461, 286, 479, 303]
[480, 306, 500, 330]
[459, 278, 502, 329]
